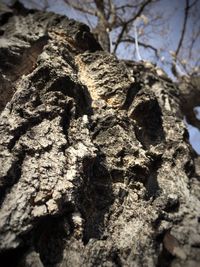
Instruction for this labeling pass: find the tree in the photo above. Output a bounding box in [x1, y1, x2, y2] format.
[62, 0, 200, 75]
[16, 0, 200, 133]
[0, 1, 200, 267]
[12, 0, 199, 76]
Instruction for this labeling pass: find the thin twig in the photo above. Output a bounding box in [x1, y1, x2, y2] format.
[63, 0, 95, 16]
[120, 37, 159, 58]
[113, 0, 153, 53]
[175, 0, 189, 58]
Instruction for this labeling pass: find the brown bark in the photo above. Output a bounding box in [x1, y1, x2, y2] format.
[0, 3, 200, 267]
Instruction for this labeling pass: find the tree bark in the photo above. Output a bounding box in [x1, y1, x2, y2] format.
[0, 3, 200, 267]
[178, 75, 200, 130]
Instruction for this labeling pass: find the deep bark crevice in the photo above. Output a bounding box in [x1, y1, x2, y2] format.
[132, 96, 165, 149]
[80, 154, 114, 245]
[0, 151, 25, 206]
[145, 155, 162, 200]
[0, 246, 28, 267]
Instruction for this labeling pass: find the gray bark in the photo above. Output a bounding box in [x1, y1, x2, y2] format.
[0, 3, 200, 267]
[178, 75, 200, 130]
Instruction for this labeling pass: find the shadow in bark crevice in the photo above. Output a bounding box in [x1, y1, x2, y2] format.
[0, 246, 27, 267]
[33, 214, 73, 267]
[156, 247, 174, 267]
[122, 82, 142, 110]
[132, 97, 165, 149]
[1, 36, 48, 82]
[0, 74, 14, 113]
[46, 76, 93, 117]
[145, 155, 163, 200]
[0, 151, 25, 207]
[78, 153, 114, 245]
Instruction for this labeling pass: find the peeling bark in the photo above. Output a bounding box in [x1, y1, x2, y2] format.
[0, 4, 200, 267]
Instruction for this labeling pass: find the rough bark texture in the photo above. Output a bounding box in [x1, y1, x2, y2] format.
[178, 75, 200, 130]
[0, 3, 200, 267]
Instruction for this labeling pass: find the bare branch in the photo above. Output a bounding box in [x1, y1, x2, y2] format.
[120, 37, 160, 58]
[115, 3, 142, 10]
[113, 0, 154, 53]
[189, 27, 200, 59]
[175, 0, 189, 58]
[63, 0, 95, 16]
[108, 0, 116, 27]
[188, 0, 199, 9]
[92, 0, 111, 51]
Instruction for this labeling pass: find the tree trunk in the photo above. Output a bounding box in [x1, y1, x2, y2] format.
[0, 3, 200, 267]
